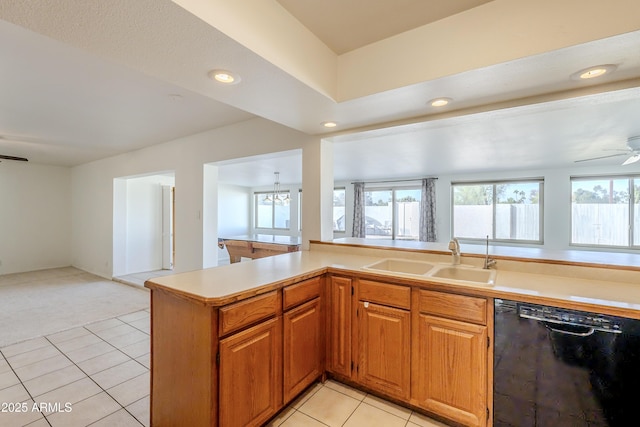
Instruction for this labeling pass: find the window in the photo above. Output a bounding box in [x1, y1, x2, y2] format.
[571, 176, 640, 247]
[298, 189, 302, 231]
[452, 180, 543, 243]
[364, 187, 421, 240]
[255, 191, 291, 230]
[333, 188, 346, 232]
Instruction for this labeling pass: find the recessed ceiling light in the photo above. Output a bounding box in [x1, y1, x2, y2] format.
[208, 69, 241, 84]
[322, 121, 337, 128]
[429, 98, 451, 107]
[571, 64, 617, 81]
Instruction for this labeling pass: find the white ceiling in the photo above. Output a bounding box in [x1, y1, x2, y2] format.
[333, 88, 640, 181]
[1, 0, 640, 186]
[0, 16, 254, 166]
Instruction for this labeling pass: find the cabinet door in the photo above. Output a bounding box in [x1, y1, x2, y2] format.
[219, 317, 282, 427]
[328, 276, 352, 377]
[283, 297, 322, 402]
[413, 314, 488, 427]
[358, 302, 411, 400]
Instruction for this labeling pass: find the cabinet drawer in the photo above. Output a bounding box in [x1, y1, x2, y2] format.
[283, 276, 322, 311]
[359, 280, 411, 310]
[418, 290, 487, 325]
[219, 291, 279, 336]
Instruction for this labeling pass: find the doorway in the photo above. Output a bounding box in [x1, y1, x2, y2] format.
[112, 172, 176, 279]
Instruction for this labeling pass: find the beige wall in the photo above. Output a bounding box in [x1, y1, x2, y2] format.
[71, 118, 316, 278]
[0, 161, 71, 275]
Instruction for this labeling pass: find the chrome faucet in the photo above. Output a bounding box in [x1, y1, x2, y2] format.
[483, 235, 496, 269]
[448, 238, 461, 265]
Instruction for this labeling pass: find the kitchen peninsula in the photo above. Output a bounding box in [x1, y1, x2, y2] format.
[145, 240, 640, 427]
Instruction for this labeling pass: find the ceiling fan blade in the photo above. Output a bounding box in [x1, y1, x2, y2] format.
[622, 154, 640, 165]
[574, 153, 627, 163]
[0, 154, 29, 162]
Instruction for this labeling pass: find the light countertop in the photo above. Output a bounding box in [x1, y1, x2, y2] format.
[145, 248, 640, 318]
[328, 238, 640, 269]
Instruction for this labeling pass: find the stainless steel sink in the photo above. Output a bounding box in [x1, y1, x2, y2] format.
[427, 265, 496, 285]
[363, 258, 435, 276]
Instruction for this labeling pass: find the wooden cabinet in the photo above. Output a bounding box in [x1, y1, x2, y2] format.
[356, 279, 411, 400]
[219, 290, 279, 336]
[328, 275, 353, 377]
[149, 270, 493, 427]
[357, 301, 411, 400]
[219, 314, 282, 427]
[149, 289, 216, 427]
[412, 289, 489, 427]
[218, 276, 324, 426]
[283, 277, 323, 402]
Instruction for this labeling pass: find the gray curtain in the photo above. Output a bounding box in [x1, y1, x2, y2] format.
[419, 178, 437, 242]
[352, 182, 366, 238]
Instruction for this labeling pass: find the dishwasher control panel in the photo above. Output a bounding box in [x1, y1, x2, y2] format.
[518, 303, 623, 333]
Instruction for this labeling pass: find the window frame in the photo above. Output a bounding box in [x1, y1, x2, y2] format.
[451, 178, 544, 244]
[254, 191, 291, 230]
[298, 188, 302, 231]
[569, 174, 639, 249]
[333, 187, 346, 233]
[364, 185, 422, 241]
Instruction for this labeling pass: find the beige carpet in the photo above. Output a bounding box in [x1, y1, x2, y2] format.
[0, 267, 150, 347]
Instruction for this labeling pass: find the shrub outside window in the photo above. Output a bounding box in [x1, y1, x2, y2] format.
[452, 180, 543, 243]
[571, 176, 640, 247]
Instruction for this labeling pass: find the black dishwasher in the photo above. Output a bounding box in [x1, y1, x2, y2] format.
[494, 299, 640, 427]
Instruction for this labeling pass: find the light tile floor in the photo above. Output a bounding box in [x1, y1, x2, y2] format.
[1, 308, 451, 427]
[113, 269, 174, 288]
[0, 310, 151, 427]
[267, 380, 449, 427]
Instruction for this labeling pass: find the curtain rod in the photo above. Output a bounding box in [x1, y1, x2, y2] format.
[350, 177, 438, 185]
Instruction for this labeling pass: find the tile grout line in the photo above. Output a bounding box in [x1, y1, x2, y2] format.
[0, 339, 52, 359]
[84, 395, 147, 427]
[292, 382, 357, 427]
[360, 396, 415, 423]
[1, 314, 127, 359]
[80, 317, 150, 426]
[2, 314, 148, 388]
[275, 382, 326, 426]
[42, 335, 112, 424]
[40, 318, 150, 426]
[82, 315, 151, 417]
[276, 407, 296, 426]
[341, 399, 364, 426]
[296, 382, 416, 427]
[77, 316, 149, 359]
[0, 346, 51, 426]
[84, 400, 144, 427]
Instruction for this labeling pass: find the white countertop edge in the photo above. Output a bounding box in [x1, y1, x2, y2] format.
[146, 250, 640, 316]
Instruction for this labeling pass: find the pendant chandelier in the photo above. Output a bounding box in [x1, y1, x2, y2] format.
[264, 171, 290, 205]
